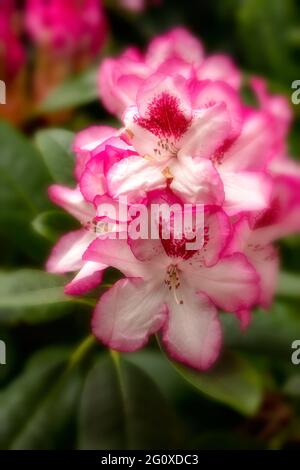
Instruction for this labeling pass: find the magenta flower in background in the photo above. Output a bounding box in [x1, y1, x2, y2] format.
[119, 0, 161, 12]
[25, 0, 108, 57]
[0, 0, 25, 80]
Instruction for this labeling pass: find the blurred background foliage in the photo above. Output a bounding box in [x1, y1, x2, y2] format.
[1, 0, 300, 450]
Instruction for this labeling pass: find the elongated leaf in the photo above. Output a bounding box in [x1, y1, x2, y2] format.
[223, 302, 300, 359]
[11, 367, 83, 450]
[125, 350, 186, 401]
[35, 129, 75, 185]
[0, 121, 51, 261]
[39, 67, 98, 112]
[0, 345, 89, 449]
[32, 210, 78, 242]
[0, 347, 69, 449]
[78, 353, 180, 449]
[277, 271, 300, 299]
[0, 269, 72, 324]
[172, 351, 263, 416]
[0, 121, 51, 212]
[237, 0, 298, 82]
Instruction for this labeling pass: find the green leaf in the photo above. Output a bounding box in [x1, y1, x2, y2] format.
[125, 350, 186, 401]
[39, 67, 98, 113]
[32, 210, 78, 242]
[237, 0, 298, 82]
[78, 353, 180, 449]
[0, 121, 51, 262]
[192, 430, 262, 450]
[223, 302, 300, 359]
[172, 351, 263, 416]
[0, 269, 74, 324]
[0, 345, 90, 449]
[277, 271, 300, 299]
[0, 347, 69, 449]
[284, 374, 300, 398]
[35, 129, 75, 185]
[0, 121, 51, 212]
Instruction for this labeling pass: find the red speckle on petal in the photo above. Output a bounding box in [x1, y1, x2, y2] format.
[135, 92, 191, 140]
[212, 137, 235, 165]
[253, 197, 280, 229]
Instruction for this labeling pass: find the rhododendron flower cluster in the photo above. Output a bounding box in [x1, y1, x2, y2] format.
[47, 28, 300, 371]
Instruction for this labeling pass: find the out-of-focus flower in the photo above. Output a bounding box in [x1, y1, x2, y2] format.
[25, 0, 107, 58]
[0, 0, 26, 123]
[98, 27, 241, 117]
[25, 0, 108, 106]
[0, 0, 25, 79]
[119, 0, 161, 12]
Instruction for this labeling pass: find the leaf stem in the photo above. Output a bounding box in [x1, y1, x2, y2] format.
[68, 335, 96, 369]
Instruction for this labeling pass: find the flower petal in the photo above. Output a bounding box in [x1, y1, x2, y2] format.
[249, 175, 300, 244]
[186, 253, 259, 312]
[220, 112, 273, 171]
[197, 54, 241, 90]
[46, 229, 95, 273]
[83, 238, 148, 278]
[92, 278, 167, 351]
[48, 185, 94, 223]
[64, 261, 105, 296]
[178, 103, 231, 159]
[190, 80, 242, 140]
[170, 156, 224, 205]
[220, 170, 272, 216]
[107, 155, 166, 203]
[145, 27, 204, 69]
[247, 244, 279, 309]
[162, 287, 222, 371]
[72, 125, 117, 179]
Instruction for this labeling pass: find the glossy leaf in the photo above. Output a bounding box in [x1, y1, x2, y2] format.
[223, 302, 300, 359]
[78, 353, 180, 449]
[32, 210, 78, 242]
[172, 351, 263, 416]
[39, 67, 98, 113]
[0, 269, 73, 324]
[35, 129, 75, 185]
[0, 121, 51, 262]
[0, 347, 69, 449]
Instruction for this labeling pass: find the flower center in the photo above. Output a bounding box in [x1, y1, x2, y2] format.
[164, 264, 183, 305]
[84, 219, 109, 234]
[135, 92, 190, 140]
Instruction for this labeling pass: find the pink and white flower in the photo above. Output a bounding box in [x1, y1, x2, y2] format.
[46, 26, 300, 372]
[98, 27, 241, 117]
[104, 73, 272, 215]
[46, 184, 106, 296]
[85, 206, 259, 370]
